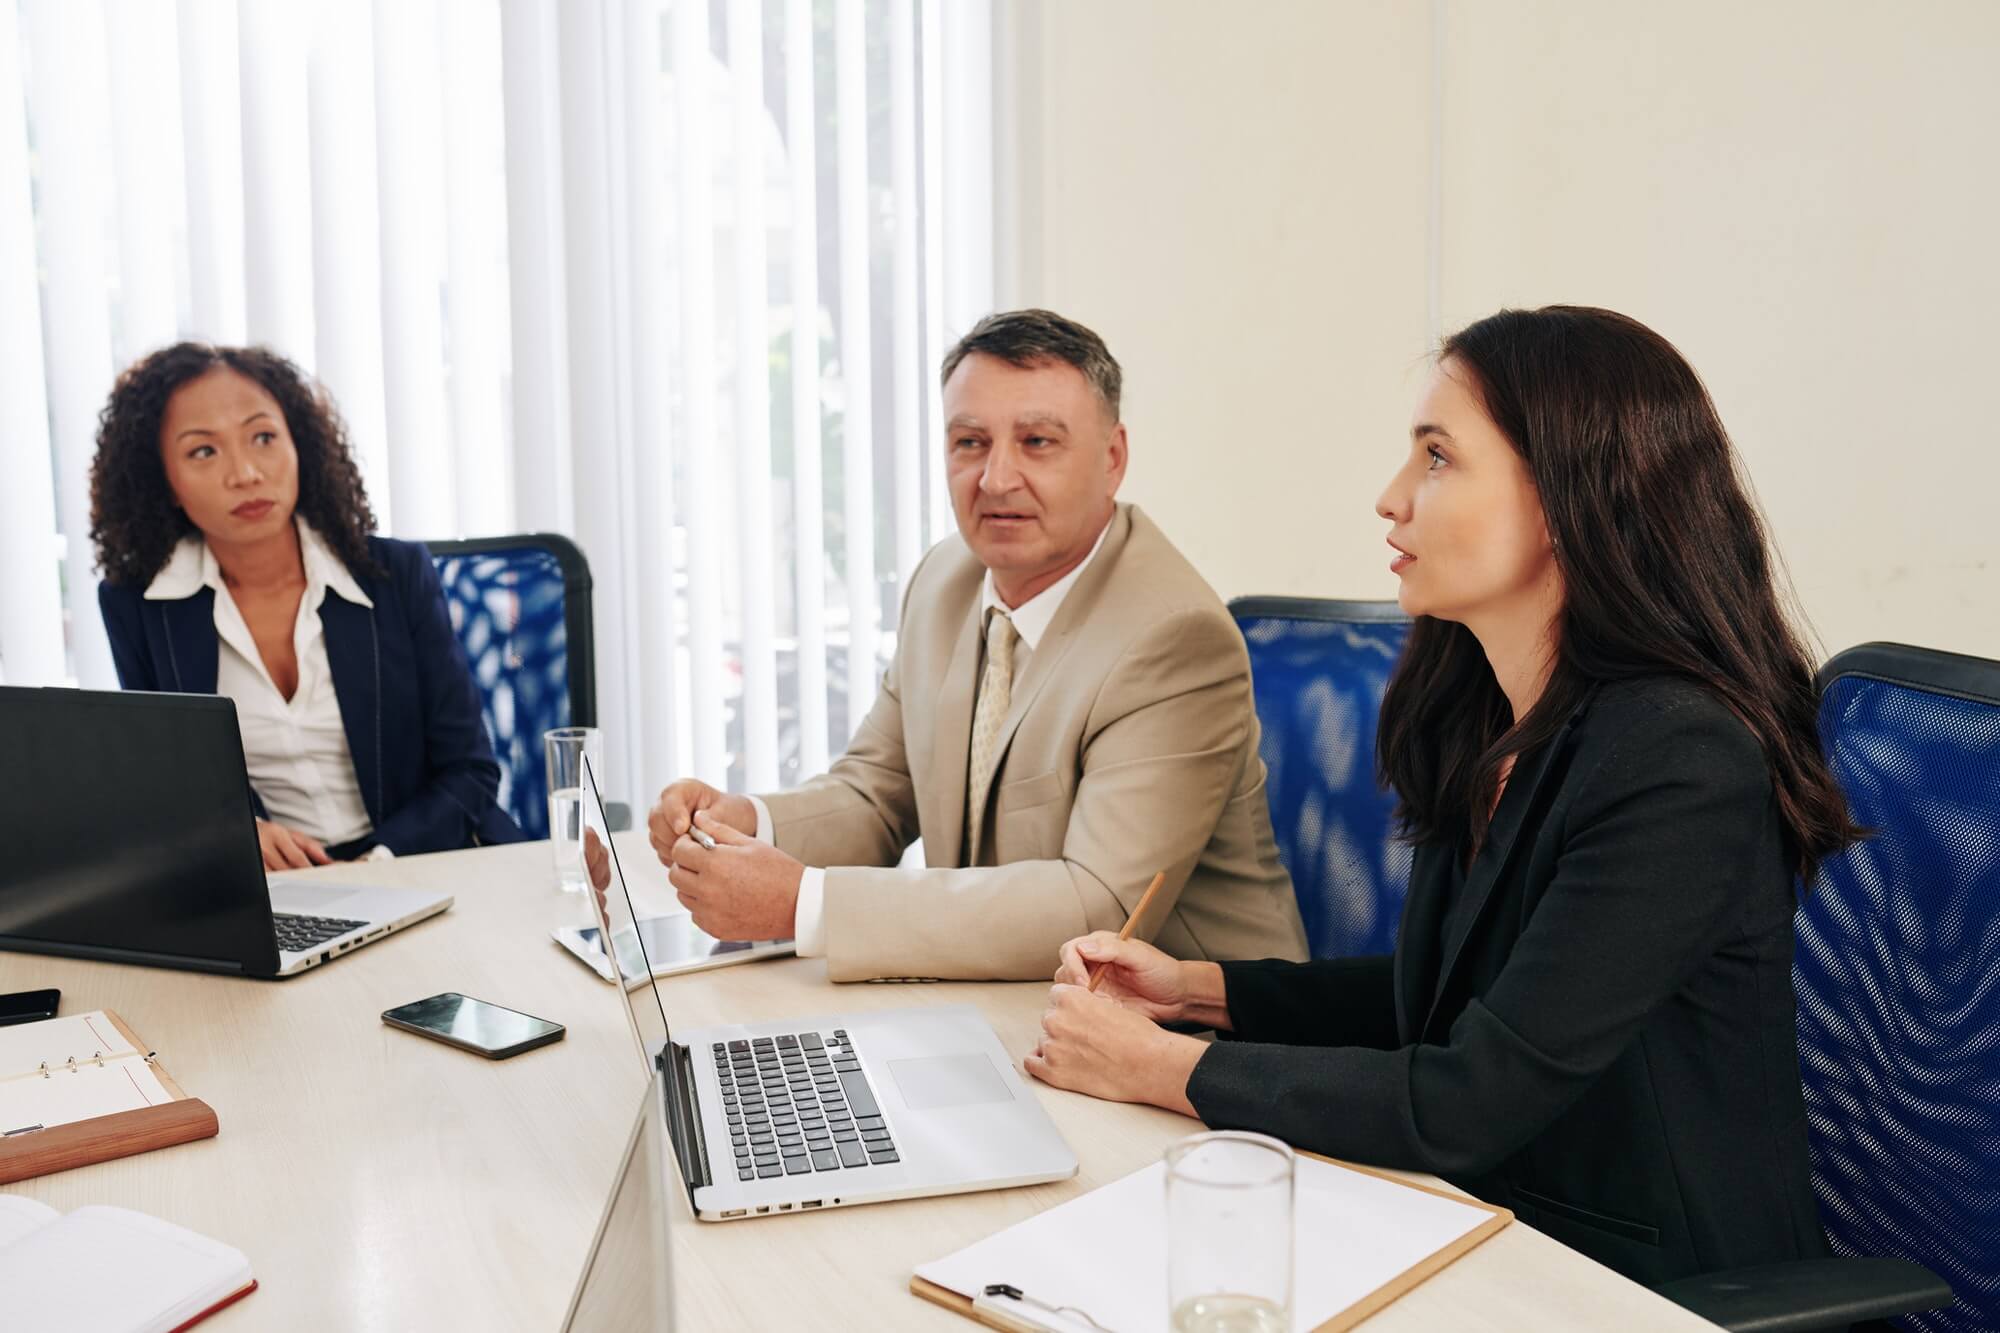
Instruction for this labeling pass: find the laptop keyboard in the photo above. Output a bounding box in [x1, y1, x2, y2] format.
[715, 1030, 899, 1183]
[273, 912, 367, 953]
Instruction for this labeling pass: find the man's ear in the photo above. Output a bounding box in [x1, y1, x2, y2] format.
[1104, 422, 1129, 496]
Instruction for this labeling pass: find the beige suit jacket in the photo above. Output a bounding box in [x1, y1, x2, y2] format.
[761, 503, 1308, 981]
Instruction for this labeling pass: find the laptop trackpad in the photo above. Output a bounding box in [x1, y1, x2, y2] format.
[270, 883, 369, 915]
[888, 1054, 1014, 1110]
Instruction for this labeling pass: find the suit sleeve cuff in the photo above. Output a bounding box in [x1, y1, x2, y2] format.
[793, 868, 826, 956]
[752, 794, 823, 956]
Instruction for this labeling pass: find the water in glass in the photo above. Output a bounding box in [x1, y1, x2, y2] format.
[550, 785, 586, 893]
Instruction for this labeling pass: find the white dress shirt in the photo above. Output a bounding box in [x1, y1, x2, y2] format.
[146, 519, 389, 856]
[757, 518, 1114, 955]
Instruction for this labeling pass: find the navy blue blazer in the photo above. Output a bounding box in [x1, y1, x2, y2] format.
[98, 535, 523, 857]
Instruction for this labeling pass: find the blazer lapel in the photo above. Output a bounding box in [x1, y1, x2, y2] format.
[1423, 717, 1576, 1035]
[317, 593, 383, 825]
[923, 594, 984, 869]
[985, 620, 1076, 786]
[981, 510, 1132, 790]
[155, 592, 221, 693]
[1393, 843, 1453, 1041]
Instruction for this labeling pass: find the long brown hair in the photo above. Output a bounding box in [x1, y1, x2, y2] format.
[90, 343, 379, 588]
[1376, 306, 1860, 876]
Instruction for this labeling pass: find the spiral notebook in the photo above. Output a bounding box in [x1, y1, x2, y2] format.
[0, 1011, 218, 1185]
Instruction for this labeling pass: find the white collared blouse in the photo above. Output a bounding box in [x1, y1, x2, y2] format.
[144, 518, 379, 849]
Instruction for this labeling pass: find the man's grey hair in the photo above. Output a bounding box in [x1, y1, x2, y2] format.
[939, 308, 1122, 422]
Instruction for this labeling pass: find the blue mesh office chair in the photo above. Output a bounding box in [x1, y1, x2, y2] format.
[429, 534, 595, 840]
[1660, 642, 1980, 1331]
[1796, 644, 1995, 1331]
[1228, 597, 1412, 960]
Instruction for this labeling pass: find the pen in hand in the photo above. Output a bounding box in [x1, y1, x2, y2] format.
[1086, 871, 1168, 994]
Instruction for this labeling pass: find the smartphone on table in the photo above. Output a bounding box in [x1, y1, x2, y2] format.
[382, 992, 564, 1059]
[0, 988, 60, 1027]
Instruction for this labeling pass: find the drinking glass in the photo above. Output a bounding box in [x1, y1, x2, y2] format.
[545, 727, 604, 894]
[1166, 1130, 1295, 1333]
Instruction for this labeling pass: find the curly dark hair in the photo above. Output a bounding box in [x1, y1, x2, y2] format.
[90, 343, 380, 588]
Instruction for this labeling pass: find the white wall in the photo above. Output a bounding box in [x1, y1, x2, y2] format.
[1005, 0, 2000, 661]
[1003, 1, 1435, 613]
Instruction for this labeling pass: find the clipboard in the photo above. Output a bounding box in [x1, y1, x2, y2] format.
[912, 1152, 1512, 1333]
[0, 1009, 219, 1185]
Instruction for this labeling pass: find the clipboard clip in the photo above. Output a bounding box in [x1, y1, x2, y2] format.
[975, 1283, 1114, 1333]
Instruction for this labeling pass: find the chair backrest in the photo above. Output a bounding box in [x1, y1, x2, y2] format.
[1796, 642, 2000, 1333]
[428, 534, 595, 840]
[1229, 597, 1413, 960]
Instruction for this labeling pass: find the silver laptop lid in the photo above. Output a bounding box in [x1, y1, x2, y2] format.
[560, 1069, 676, 1332]
[580, 758, 675, 1073]
[582, 759, 716, 1202]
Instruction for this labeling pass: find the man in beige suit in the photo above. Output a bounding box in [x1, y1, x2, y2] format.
[597, 309, 1306, 980]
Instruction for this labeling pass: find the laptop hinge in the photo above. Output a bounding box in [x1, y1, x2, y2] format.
[660, 1040, 712, 1198]
[0, 935, 251, 976]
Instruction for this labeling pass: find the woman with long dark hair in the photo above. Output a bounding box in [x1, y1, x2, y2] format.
[92, 343, 522, 868]
[1025, 306, 1854, 1284]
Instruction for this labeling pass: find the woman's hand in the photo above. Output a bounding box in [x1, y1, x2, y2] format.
[256, 818, 333, 870]
[1054, 932, 1191, 1023]
[1025, 984, 1204, 1115]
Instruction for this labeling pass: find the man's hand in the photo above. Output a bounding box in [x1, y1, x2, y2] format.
[666, 811, 805, 941]
[1024, 984, 1204, 1115]
[648, 779, 758, 868]
[256, 818, 334, 871]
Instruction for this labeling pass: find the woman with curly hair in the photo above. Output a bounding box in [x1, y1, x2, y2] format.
[92, 343, 522, 868]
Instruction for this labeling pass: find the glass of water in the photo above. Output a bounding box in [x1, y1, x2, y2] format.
[1166, 1131, 1295, 1333]
[545, 727, 604, 894]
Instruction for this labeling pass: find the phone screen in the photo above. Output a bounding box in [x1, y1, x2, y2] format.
[383, 993, 562, 1054]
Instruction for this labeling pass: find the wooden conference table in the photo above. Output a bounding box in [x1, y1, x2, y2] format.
[8, 834, 1718, 1331]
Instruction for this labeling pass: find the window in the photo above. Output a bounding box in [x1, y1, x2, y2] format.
[0, 0, 996, 806]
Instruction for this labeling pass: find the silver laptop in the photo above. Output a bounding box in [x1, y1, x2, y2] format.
[0, 686, 450, 979]
[561, 1069, 678, 1332]
[584, 761, 1077, 1221]
[261, 875, 453, 976]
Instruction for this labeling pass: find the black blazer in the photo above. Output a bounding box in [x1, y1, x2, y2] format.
[1185, 676, 1826, 1285]
[97, 536, 523, 857]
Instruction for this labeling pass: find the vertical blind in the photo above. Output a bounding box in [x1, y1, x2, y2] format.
[0, 0, 996, 808]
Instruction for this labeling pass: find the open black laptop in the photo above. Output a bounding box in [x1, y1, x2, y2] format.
[0, 687, 450, 978]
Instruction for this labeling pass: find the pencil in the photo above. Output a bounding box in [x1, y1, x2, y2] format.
[1086, 870, 1168, 993]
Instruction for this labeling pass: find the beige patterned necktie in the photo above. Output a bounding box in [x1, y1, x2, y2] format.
[964, 608, 1018, 861]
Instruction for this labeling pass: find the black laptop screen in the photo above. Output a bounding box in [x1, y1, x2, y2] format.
[0, 687, 281, 975]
